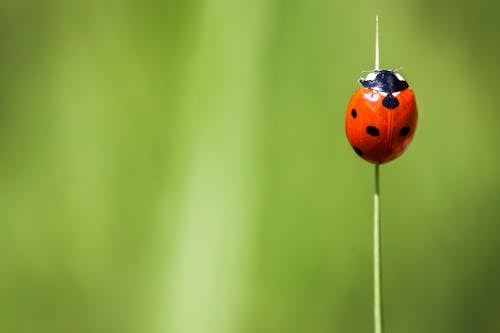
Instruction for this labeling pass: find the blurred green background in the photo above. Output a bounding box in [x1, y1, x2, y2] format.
[1, 0, 500, 332]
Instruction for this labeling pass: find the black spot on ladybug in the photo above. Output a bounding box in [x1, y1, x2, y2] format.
[399, 126, 410, 136]
[353, 146, 364, 156]
[366, 126, 380, 136]
[382, 94, 399, 109]
[351, 109, 357, 118]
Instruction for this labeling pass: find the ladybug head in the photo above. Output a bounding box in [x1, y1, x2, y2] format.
[359, 70, 409, 93]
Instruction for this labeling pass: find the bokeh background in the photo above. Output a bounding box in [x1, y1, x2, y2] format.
[1, 0, 500, 332]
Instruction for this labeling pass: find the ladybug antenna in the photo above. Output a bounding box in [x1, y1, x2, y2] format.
[375, 15, 380, 70]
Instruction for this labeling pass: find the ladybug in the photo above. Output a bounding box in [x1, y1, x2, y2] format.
[345, 69, 418, 164]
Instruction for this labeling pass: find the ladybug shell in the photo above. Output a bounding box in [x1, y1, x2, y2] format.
[345, 87, 418, 164]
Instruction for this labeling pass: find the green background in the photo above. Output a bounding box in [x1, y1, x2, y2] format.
[1, 1, 500, 332]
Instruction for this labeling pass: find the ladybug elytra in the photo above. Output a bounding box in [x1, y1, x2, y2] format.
[345, 70, 418, 164]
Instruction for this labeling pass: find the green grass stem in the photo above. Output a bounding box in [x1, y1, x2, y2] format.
[374, 164, 383, 333]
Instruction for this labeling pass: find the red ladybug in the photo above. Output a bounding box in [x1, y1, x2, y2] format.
[345, 70, 418, 164]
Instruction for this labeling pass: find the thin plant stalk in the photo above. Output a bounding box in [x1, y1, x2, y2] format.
[373, 15, 383, 333]
[373, 163, 383, 333]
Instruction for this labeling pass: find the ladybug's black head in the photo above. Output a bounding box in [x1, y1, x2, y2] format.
[360, 70, 409, 93]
